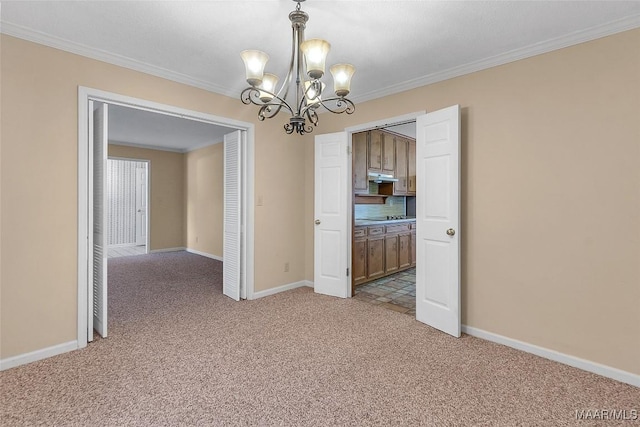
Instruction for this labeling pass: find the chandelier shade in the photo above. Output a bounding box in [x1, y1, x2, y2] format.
[240, 0, 355, 135]
[240, 50, 269, 87]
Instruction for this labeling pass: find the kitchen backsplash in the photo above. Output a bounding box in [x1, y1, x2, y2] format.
[355, 196, 405, 219]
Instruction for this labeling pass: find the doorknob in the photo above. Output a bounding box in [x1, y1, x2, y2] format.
[446, 228, 456, 236]
[315, 220, 321, 225]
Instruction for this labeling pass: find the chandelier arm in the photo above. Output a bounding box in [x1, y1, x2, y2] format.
[314, 97, 356, 115]
[240, 87, 295, 119]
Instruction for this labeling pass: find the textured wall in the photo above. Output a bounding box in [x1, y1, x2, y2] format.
[184, 142, 224, 258]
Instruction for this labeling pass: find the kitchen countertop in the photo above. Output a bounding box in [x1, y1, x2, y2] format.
[355, 218, 416, 226]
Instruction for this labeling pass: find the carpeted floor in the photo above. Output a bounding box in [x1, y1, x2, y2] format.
[1, 251, 638, 426]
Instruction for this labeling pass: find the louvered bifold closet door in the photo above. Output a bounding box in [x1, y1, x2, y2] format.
[92, 103, 109, 338]
[223, 130, 242, 301]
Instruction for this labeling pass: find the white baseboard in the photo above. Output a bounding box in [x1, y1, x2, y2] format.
[251, 280, 313, 300]
[462, 325, 640, 388]
[0, 340, 78, 371]
[185, 248, 223, 261]
[149, 247, 186, 254]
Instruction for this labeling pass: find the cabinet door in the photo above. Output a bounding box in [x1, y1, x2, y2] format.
[384, 234, 399, 274]
[408, 139, 416, 195]
[398, 232, 411, 269]
[382, 133, 395, 175]
[353, 131, 369, 194]
[368, 130, 383, 171]
[367, 236, 385, 279]
[410, 230, 417, 267]
[394, 137, 408, 195]
[353, 237, 368, 285]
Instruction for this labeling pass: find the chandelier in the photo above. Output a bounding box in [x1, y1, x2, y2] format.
[240, 0, 356, 135]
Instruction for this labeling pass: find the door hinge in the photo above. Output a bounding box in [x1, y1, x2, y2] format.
[347, 146, 352, 155]
[346, 268, 350, 276]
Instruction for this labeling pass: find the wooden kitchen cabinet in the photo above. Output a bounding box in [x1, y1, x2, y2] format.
[368, 130, 383, 171]
[394, 136, 408, 195]
[385, 235, 399, 274]
[367, 235, 385, 279]
[368, 130, 395, 175]
[352, 131, 369, 194]
[398, 232, 411, 269]
[408, 139, 416, 195]
[352, 221, 416, 287]
[382, 133, 395, 174]
[353, 231, 368, 285]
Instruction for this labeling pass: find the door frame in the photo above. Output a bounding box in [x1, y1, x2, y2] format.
[107, 157, 151, 253]
[343, 111, 426, 298]
[77, 86, 256, 348]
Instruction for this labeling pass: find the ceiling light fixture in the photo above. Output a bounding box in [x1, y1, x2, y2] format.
[240, 0, 356, 135]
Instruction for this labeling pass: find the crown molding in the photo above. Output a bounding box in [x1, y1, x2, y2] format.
[351, 13, 640, 104]
[0, 21, 239, 98]
[2, 14, 639, 105]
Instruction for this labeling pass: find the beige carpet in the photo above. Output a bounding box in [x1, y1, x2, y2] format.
[1, 252, 638, 426]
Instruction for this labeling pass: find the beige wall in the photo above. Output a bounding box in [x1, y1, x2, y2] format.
[109, 144, 185, 251]
[0, 35, 308, 358]
[1, 28, 638, 377]
[313, 29, 640, 374]
[184, 142, 224, 257]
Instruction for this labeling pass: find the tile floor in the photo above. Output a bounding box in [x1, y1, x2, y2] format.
[354, 268, 416, 315]
[107, 245, 147, 258]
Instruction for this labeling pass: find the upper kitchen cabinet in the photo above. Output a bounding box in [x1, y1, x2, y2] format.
[353, 131, 369, 194]
[368, 130, 395, 175]
[394, 136, 408, 194]
[408, 139, 416, 195]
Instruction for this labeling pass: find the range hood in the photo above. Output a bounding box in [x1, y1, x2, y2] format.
[368, 172, 398, 183]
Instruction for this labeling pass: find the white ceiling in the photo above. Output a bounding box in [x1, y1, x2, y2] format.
[2, 1, 639, 149]
[108, 104, 236, 152]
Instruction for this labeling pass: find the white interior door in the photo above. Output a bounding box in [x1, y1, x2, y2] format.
[223, 130, 243, 301]
[415, 105, 461, 337]
[314, 132, 350, 298]
[91, 102, 108, 338]
[135, 165, 147, 246]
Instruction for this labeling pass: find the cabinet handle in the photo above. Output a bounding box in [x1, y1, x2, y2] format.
[377, 155, 381, 164]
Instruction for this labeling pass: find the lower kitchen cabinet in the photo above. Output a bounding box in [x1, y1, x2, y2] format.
[398, 232, 411, 269]
[353, 237, 367, 285]
[367, 236, 385, 279]
[385, 235, 399, 273]
[353, 221, 416, 287]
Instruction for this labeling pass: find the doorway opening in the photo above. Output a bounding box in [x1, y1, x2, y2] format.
[350, 120, 417, 315]
[77, 87, 255, 349]
[313, 106, 461, 337]
[106, 158, 149, 259]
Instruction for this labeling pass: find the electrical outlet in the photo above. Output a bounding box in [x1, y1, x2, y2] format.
[284, 262, 290, 272]
[257, 195, 264, 206]
[195, 236, 199, 243]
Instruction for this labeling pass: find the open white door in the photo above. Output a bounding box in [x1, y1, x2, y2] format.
[223, 130, 243, 301]
[135, 165, 147, 246]
[314, 132, 350, 298]
[415, 105, 461, 337]
[91, 102, 108, 338]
